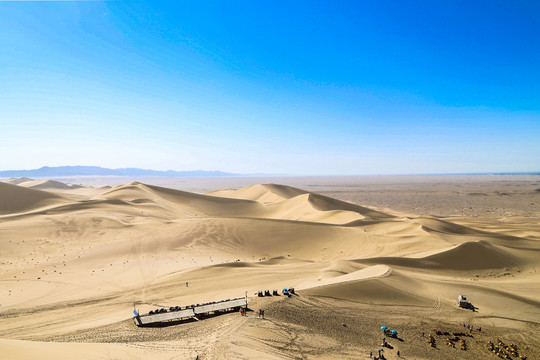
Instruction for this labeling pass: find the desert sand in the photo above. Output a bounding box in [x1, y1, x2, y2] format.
[1, 176, 539, 359]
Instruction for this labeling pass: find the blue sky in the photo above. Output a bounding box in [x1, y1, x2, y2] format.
[1, 1, 539, 175]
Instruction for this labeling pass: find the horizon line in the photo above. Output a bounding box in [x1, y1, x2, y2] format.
[0, 165, 539, 178]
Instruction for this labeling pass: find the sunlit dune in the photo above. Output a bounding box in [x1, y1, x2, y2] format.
[1, 177, 539, 359]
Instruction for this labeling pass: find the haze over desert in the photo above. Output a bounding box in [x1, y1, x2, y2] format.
[1, 175, 539, 359]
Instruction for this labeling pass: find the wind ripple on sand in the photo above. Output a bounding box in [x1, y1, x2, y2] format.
[1, 179, 540, 359]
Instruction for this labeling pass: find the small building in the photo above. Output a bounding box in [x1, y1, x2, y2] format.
[458, 295, 469, 308]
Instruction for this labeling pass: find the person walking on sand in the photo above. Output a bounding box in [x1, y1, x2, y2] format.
[397, 350, 400, 357]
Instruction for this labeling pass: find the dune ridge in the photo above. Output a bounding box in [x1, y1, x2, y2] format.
[1, 178, 539, 359]
[18, 179, 83, 190]
[0, 182, 66, 214]
[2, 177, 34, 185]
[209, 183, 308, 203]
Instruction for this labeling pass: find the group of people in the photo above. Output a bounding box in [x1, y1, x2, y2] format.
[368, 349, 399, 359]
[459, 322, 481, 333]
[369, 334, 400, 359]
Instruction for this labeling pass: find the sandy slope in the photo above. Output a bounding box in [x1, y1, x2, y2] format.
[16, 179, 83, 190]
[2, 177, 35, 185]
[2, 177, 104, 200]
[0, 182, 67, 214]
[1, 178, 539, 359]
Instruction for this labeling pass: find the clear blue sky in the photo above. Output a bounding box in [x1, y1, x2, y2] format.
[1, 1, 539, 175]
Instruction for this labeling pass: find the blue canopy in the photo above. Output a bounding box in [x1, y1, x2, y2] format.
[381, 326, 387, 330]
[391, 330, 398, 334]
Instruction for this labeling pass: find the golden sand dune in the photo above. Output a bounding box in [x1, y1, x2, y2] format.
[212, 183, 393, 223]
[2, 176, 35, 185]
[2, 177, 103, 201]
[16, 179, 83, 190]
[0, 182, 67, 214]
[263, 194, 364, 224]
[209, 183, 308, 204]
[98, 181, 265, 218]
[1, 179, 539, 359]
[359, 240, 524, 271]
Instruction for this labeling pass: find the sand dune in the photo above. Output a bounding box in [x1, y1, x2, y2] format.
[304, 267, 434, 307]
[2, 176, 34, 185]
[421, 241, 521, 270]
[416, 217, 489, 236]
[17, 179, 83, 190]
[209, 183, 308, 204]
[98, 181, 265, 218]
[210, 184, 393, 222]
[297, 264, 392, 289]
[0, 182, 66, 214]
[2, 177, 83, 190]
[358, 241, 523, 273]
[2, 177, 105, 201]
[1, 180, 539, 359]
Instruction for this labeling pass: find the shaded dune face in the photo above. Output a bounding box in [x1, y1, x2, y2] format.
[17, 179, 83, 190]
[358, 240, 524, 276]
[1, 178, 539, 359]
[2, 177, 34, 185]
[0, 182, 67, 214]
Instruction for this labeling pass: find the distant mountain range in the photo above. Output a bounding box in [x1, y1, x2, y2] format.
[0, 166, 238, 178]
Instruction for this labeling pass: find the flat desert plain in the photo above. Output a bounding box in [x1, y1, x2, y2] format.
[1, 175, 539, 360]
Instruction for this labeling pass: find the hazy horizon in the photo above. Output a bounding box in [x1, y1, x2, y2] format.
[0, 164, 539, 178]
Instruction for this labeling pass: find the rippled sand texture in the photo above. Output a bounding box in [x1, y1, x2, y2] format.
[1, 176, 539, 359]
